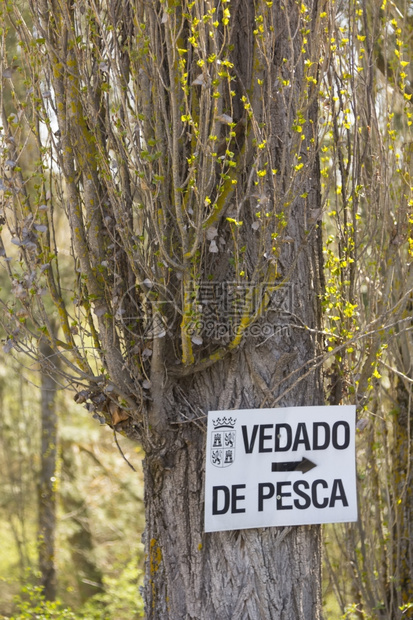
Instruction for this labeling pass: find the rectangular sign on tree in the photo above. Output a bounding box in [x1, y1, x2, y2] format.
[204, 406, 357, 533]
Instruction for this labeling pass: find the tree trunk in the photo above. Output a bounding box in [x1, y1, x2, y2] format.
[390, 377, 413, 616]
[144, 430, 321, 619]
[144, 414, 322, 620]
[143, 179, 324, 618]
[144, 323, 323, 619]
[38, 337, 58, 601]
[60, 443, 104, 604]
[140, 0, 324, 616]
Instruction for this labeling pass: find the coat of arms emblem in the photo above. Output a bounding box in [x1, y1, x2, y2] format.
[211, 417, 236, 467]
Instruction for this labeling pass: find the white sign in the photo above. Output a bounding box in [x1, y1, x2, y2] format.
[204, 406, 357, 533]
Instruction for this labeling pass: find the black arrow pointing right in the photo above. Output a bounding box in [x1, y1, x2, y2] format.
[271, 457, 317, 474]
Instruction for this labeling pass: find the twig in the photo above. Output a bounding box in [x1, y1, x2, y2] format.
[113, 428, 136, 472]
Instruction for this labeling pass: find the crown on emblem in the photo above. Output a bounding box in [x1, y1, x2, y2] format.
[212, 416, 236, 429]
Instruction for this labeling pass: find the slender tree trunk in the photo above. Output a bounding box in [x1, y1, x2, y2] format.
[38, 337, 58, 601]
[60, 444, 104, 603]
[391, 377, 413, 616]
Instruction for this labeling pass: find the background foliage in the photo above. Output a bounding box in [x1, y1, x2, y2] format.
[0, 357, 145, 618]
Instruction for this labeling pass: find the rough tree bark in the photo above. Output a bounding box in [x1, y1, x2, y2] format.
[38, 336, 58, 601]
[390, 341, 413, 616]
[144, 352, 323, 619]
